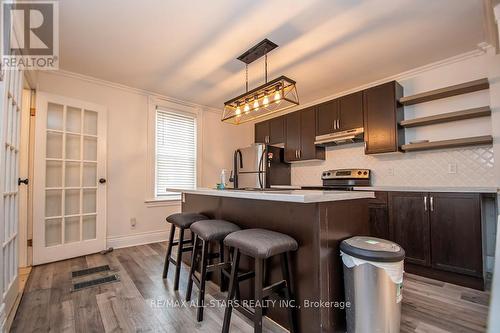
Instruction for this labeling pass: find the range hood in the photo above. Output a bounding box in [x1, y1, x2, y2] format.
[314, 127, 364, 146]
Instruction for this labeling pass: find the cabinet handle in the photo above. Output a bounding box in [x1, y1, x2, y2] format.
[295, 150, 298, 159]
[424, 196, 428, 211]
[333, 120, 336, 130]
[430, 196, 434, 211]
[337, 118, 340, 129]
[298, 150, 301, 159]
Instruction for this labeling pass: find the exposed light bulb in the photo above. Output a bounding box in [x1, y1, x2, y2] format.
[244, 103, 250, 113]
[235, 105, 241, 116]
[274, 90, 281, 103]
[263, 94, 269, 106]
[253, 98, 259, 110]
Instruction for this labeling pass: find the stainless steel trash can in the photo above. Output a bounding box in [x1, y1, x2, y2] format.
[340, 236, 405, 333]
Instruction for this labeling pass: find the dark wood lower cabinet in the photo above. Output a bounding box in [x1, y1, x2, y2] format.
[429, 193, 483, 277]
[368, 192, 389, 239]
[389, 192, 431, 266]
[379, 191, 485, 290]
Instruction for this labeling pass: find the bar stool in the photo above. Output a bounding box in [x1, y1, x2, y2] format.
[222, 228, 298, 333]
[186, 219, 241, 322]
[163, 212, 208, 290]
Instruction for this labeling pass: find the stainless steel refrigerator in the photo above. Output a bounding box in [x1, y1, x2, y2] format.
[232, 143, 290, 189]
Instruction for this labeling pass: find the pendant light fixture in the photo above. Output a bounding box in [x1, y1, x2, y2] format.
[222, 39, 299, 124]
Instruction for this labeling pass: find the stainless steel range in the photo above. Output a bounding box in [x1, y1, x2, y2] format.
[302, 168, 371, 191]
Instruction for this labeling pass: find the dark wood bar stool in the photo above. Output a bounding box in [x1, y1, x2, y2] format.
[163, 212, 208, 290]
[186, 219, 241, 322]
[222, 228, 298, 333]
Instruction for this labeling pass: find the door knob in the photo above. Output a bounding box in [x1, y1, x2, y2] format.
[18, 178, 28, 186]
[99, 178, 107, 184]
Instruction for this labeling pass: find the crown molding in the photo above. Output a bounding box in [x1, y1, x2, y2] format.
[41, 69, 222, 114]
[483, 0, 500, 53]
[255, 47, 490, 123]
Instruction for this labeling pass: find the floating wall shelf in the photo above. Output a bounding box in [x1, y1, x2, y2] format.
[401, 135, 493, 152]
[399, 78, 489, 106]
[399, 106, 491, 128]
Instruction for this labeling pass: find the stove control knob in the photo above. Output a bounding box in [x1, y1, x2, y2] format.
[363, 171, 368, 175]
[357, 171, 362, 175]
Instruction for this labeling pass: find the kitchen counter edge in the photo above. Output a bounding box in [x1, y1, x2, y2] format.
[167, 188, 375, 203]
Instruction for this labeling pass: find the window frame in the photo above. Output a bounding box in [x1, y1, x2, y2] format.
[146, 97, 203, 204]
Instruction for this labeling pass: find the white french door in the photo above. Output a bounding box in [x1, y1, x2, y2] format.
[0, 66, 23, 327]
[33, 93, 106, 265]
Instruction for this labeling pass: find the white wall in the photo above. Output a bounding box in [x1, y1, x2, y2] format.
[35, 71, 253, 247]
[291, 52, 498, 188]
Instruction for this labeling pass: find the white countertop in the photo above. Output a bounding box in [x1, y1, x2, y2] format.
[167, 188, 375, 203]
[353, 186, 498, 193]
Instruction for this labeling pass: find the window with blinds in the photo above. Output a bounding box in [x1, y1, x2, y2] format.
[155, 109, 197, 197]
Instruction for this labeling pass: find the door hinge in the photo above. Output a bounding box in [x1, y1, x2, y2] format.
[30, 107, 36, 116]
[27, 239, 33, 247]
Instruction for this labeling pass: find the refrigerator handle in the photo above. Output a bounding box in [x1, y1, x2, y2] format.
[258, 147, 266, 189]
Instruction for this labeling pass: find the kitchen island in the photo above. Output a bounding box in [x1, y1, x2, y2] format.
[170, 188, 375, 333]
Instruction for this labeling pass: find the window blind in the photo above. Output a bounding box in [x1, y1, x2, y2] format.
[155, 109, 197, 197]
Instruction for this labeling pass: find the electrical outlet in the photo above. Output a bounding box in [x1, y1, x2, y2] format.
[387, 167, 394, 176]
[448, 163, 457, 174]
[130, 217, 137, 229]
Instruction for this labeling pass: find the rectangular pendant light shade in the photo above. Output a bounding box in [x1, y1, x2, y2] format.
[222, 75, 299, 124]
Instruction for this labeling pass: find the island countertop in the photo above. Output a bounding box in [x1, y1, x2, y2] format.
[167, 187, 375, 203]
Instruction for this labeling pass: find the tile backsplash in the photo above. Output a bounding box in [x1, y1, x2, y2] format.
[291, 143, 495, 187]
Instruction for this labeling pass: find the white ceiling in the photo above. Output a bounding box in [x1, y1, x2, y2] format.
[59, 0, 487, 108]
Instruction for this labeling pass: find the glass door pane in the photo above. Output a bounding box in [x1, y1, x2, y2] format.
[44, 103, 98, 248]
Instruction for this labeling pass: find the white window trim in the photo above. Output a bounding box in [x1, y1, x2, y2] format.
[146, 96, 203, 205]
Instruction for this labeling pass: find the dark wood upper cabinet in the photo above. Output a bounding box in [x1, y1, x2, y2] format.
[285, 108, 325, 162]
[268, 116, 285, 145]
[284, 112, 301, 162]
[254, 121, 269, 144]
[315, 92, 363, 136]
[300, 107, 324, 160]
[429, 193, 483, 277]
[363, 81, 404, 154]
[255, 117, 285, 145]
[389, 192, 431, 266]
[316, 99, 338, 136]
[338, 91, 363, 131]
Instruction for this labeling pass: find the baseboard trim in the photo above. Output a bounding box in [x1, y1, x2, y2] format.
[106, 229, 169, 249]
[405, 263, 485, 291]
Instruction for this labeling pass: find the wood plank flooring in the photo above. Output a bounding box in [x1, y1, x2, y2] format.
[11, 242, 490, 333]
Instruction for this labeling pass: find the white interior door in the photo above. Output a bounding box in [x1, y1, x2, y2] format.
[33, 93, 106, 265]
[0, 67, 23, 328]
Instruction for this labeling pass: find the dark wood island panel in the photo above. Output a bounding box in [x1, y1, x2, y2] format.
[181, 193, 370, 333]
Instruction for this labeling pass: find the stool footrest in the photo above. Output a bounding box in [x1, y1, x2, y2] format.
[207, 262, 231, 273]
[237, 271, 255, 281]
[235, 304, 255, 321]
[171, 238, 193, 246]
[262, 280, 287, 299]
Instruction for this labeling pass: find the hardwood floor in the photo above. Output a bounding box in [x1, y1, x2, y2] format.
[11, 242, 490, 333]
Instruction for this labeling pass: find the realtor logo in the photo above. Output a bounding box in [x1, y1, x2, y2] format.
[1, 1, 59, 70]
